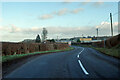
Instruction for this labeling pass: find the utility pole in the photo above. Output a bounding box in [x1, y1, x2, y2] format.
[110, 13, 113, 36]
[57, 36, 58, 42]
[82, 34, 84, 43]
[104, 38, 106, 48]
[96, 28, 98, 39]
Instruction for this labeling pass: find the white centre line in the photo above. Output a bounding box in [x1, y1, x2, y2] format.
[78, 60, 89, 75]
[77, 47, 89, 75]
[77, 48, 84, 58]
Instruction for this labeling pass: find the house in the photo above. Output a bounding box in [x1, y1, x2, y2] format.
[80, 38, 92, 43]
[59, 39, 70, 43]
[70, 37, 82, 42]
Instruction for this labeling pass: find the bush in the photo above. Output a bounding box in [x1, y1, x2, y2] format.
[2, 42, 69, 56]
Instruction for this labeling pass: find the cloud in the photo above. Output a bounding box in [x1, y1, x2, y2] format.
[98, 21, 118, 28]
[63, 0, 72, 3]
[22, 27, 43, 34]
[0, 26, 10, 31]
[39, 14, 53, 20]
[55, 8, 83, 16]
[95, 21, 118, 36]
[1, 21, 118, 42]
[55, 8, 68, 16]
[79, 1, 104, 8]
[71, 8, 83, 14]
[92, 2, 104, 7]
[113, 22, 118, 26]
[38, 7, 84, 20]
[10, 24, 21, 33]
[0, 25, 43, 42]
[30, 27, 41, 31]
[79, 0, 91, 5]
[38, 8, 68, 20]
[63, 0, 78, 3]
[97, 21, 118, 28]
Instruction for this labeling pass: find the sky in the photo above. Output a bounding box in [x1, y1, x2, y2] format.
[0, 0, 119, 42]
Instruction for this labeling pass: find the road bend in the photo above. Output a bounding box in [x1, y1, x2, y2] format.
[4, 46, 120, 78]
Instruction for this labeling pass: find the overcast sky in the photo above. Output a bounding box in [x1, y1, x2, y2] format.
[0, 0, 119, 42]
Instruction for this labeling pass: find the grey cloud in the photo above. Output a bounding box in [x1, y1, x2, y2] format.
[0, 22, 118, 42]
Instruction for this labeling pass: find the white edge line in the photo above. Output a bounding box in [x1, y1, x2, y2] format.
[78, 60, 89, 75]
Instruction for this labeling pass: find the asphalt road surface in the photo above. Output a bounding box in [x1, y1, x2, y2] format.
[4, 46, 120, 78]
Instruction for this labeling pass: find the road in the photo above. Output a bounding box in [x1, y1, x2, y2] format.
[4, 46, 120, 78]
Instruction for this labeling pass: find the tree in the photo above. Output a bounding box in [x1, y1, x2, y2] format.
[47, 39, 55, 43]
[87, 36, 91, 38]
[51, 39, 55, 42]
[42, 28, 48, 42]
[77, 39, 81, 43]
[35, 34, 41, 43]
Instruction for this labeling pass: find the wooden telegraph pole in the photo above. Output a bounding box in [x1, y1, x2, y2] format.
[57, 36, 58, 42]
[96, 28, 98, 37]
[96, 28, 98, 40]
[110, 13, 113, 36]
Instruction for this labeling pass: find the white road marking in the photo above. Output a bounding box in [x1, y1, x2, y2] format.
[78, 60, 89, 75]
[77, 48, 84, 58]
[77, 47, 89, 75]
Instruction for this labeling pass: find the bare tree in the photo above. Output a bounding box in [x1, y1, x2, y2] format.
[42, 28, 48, 42]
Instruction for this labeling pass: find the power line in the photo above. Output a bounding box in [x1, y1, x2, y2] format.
[99, 12, 118, 28]
[99, 17, 109, 28]
[85, 12, 118, 36]
[112, 11, 120, 16]
[113, 12, 118, 16]
[86, 12, 118, 28]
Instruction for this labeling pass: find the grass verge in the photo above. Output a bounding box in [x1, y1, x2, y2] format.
[2, 47, 74, 62]
[76, 45, 120, 59]
[93, 47, 119, 59]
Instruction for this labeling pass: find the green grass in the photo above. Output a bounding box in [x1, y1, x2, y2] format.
[94, 47, 119, 58]
[2, 47, 74, 62]
[75, 45, 120, 59]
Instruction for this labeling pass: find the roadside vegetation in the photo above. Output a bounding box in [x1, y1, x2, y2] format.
[2, 47, 74, 62]
[79, 44, 120, 59]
